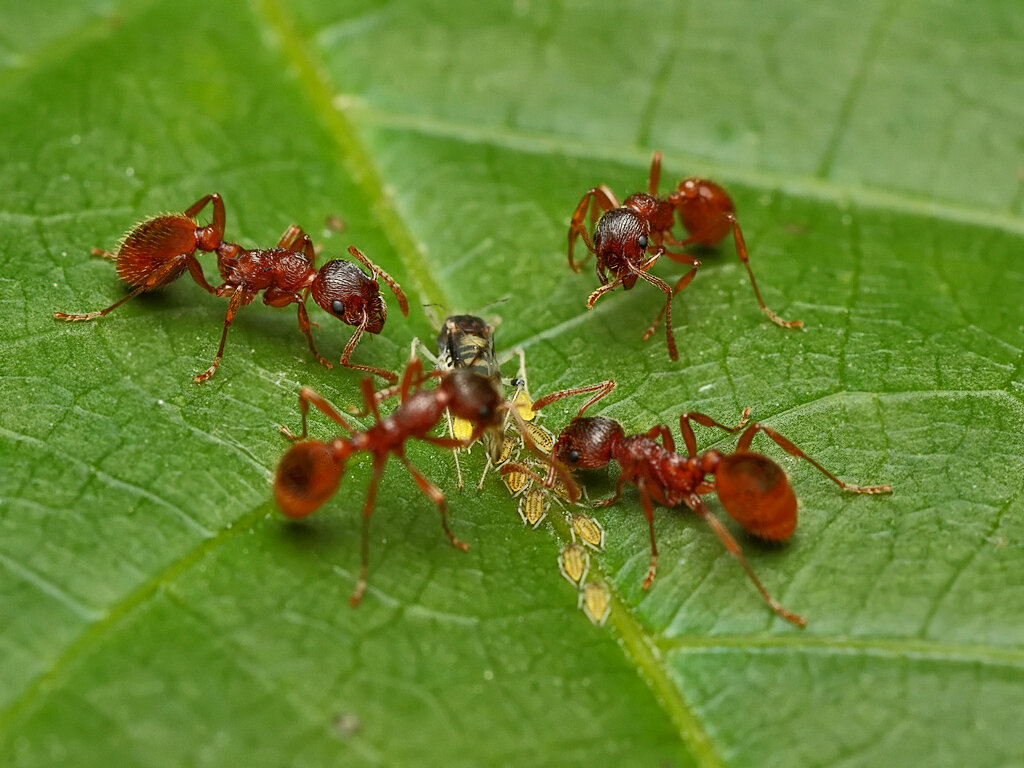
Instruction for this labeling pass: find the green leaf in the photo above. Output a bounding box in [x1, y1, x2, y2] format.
[2, 1, 1023, 766]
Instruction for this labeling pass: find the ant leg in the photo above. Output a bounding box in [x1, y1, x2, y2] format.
[397, 453, 469, 552]
[637, 485, 659, 589]
[686, 492, 807, 627]
[632, 268, 680, 361]
[721, 215, 803, 329]
[679, 408, 753, 457]
[648, 151, 662, 196]
[296, 301, 332, 368]
[54, 284, 148, 321]
[593, 472, 629, 509]
[184, 255, 218, 295]
[54, 254, 187, 322]
[641, 263, 700, 343]
[585, 276, 625, 309]
[339, 315, 399, 384]
[532, 379, 615, 418]
[733, 423, 892, 494]
[280, 386, 359, 441]
[184, 194, 225, 249]
[568, 187, 617, 272]
[347, 246, 410, 317]
[645, 424, 675, 452]
[194, 290, 246, 383]
[350, 453, 389, 607]
[275, 224, 308, 251]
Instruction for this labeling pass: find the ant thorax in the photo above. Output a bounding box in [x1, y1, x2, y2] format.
[619, 435, 700, 501]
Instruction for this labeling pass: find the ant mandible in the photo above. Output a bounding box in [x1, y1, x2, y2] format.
[567, 152, 802, 361]
[54, 195, 409, 383]
[273, 357, 578, 606]
[511, 380, 891, 627]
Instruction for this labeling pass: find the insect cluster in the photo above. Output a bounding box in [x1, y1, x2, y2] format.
[57, 152, 892, 626]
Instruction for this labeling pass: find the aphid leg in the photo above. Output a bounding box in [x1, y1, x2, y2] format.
[296, 301, 332, 368]
[339, 313, 399, 383]
[280, 386, 359, 441]
[90, 247, 117, 260]
[194, 289, 246, 383]
[397, 454, 469, 552]
[347, 246, 409, 317]
[733, 423, 892, 494]
[532, 379, 615, 418]
[410, 336, 440, 368]
[686, 492, 807, 627]
[350, 454, 388, 607]
[679, 408, 753, 457]
[719, 214, 803, 329]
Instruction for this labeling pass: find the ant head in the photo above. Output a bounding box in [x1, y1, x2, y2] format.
[593, 208, 651, 263]
[443, 370, 504, 428]
[311, 260, 387, 333]
[274, 441, 344, 519]
[554, 416, 623, 470]
[715, 453, 797, 541]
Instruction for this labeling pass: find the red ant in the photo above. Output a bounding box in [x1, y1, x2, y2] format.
[567, 152, 802, 361]
[508, 380, 891, 627]
[54, 195, 409, 382]
[273, 357, 578, 606]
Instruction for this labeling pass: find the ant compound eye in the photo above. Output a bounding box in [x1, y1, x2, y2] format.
[331, 299, 344, 316]
[567, 449, 580, 464]
[478, 404, 493, 420]
[637, 235, 648, 250]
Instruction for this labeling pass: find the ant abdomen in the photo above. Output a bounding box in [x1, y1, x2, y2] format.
[274, 441, 344, 519]
[674, 179, 734, 247]
[311, 260, 387, 333]
[715, 452, 797, 541]
[116, 214, 208, 288]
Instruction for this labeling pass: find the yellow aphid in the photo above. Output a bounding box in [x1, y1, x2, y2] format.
[496, 434, 518, 467]
[523, 421, 554, 454]
[503, 468, 530, 495]
[512, 388, 535, 421]
[558, 545, 589, 587]
[551, 478, 575, 503]
[451, 416, 474, 441]
[579, 582, 611, 626]
[518, 488, 548, 528]
[571, 513, 605, 551]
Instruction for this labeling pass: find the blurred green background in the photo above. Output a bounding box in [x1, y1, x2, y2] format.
[1, 1, 1023, 766]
